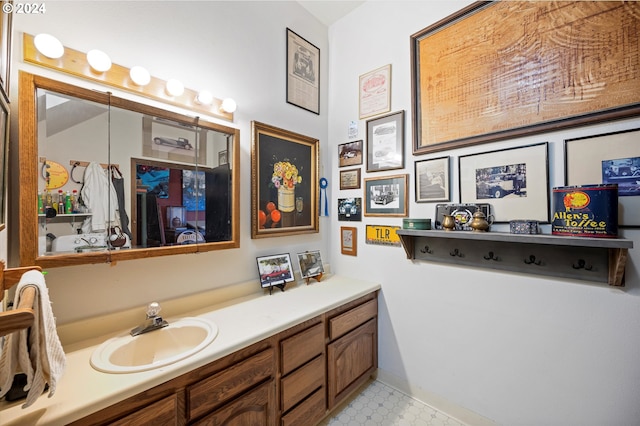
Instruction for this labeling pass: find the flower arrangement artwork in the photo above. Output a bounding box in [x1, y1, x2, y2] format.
[251, 121, 319, 238]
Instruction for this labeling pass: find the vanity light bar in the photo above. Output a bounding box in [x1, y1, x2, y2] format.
[23, 33, 234, 122]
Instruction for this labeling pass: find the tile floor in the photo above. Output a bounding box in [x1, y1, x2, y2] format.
[321, 380, 467, 426]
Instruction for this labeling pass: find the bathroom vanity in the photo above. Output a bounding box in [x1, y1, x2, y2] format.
[0, 275, 380, 425]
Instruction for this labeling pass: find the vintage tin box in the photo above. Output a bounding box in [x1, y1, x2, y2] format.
[402, 218, 431, 230]
[552, 184, 618, 238]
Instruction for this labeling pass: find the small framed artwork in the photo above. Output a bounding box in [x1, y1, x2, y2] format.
[565, 128, 640, 227]
[256, 253, 295, 290]
[415, 156, 450, 203]
[338, 140, 363, 167]
[142, 116, 205, 165]
[366, 110, 404, 172]
[338, 197, 362, 222]
[218, 150, 228, 165]
[364, 174, 409, 217]
[340, 226, 357, 256]
[359, 64, 391, 119]
[251, 121, 319, 238]
[340, 168, 361, 190]
[459, 142, 549, 223]
[286, 28, 320, 114]
[297, 250, 324, 278]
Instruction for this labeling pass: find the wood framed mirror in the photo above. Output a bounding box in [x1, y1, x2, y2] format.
[18, 71, 239, 268]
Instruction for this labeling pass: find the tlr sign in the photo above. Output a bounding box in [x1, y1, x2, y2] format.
[365, 225, 401, 246]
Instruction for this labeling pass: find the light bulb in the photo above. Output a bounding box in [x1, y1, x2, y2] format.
[34, 34, 64, 59]
[221, 98, 237, 113]
[130, 66, 151, 86]
[196, 90, 213, 105]
[87, 49, 112, 72]
[166, 79, 184, 97]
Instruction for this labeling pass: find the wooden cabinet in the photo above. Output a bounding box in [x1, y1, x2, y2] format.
[326, 294, 378, 410]
[71, 291, 378, 426]
[278, 320, 326, 425]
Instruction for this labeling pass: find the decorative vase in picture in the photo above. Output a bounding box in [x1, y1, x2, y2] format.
[272, 160, 302, 213]
[278, 186, 295, 212]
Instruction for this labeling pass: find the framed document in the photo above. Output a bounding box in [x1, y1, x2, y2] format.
[359, 64, 391, 119]
[286, 28, 320, 114]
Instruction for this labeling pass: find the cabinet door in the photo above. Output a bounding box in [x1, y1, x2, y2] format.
[327, 318, 377, 409]
[193, 380, 275, 426]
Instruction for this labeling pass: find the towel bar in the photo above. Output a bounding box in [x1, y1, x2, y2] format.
[0, 261, 41, 337]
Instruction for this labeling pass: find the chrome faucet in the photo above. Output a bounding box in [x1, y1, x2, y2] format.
[130, 302, 169, 336]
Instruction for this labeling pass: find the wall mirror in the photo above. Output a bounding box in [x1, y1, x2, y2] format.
[19, 72, 239, 268]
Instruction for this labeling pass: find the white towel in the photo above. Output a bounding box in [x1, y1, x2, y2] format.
[0, 270, 66, 408]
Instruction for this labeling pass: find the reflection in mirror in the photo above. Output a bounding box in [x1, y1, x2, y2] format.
[19, 72, 239, 268]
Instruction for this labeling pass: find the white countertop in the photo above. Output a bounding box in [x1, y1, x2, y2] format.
[0, 275, 380, 425]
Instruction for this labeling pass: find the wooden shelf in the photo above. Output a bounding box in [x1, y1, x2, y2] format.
[396, 229, 633, 287]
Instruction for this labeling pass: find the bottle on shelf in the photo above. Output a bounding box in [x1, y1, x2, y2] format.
[57, 190, 65, 214]
[65, 191, 72, 215]
[71, 189, 78, 213]
[38, 192, 44, 214]
[44, 189, 53, 210]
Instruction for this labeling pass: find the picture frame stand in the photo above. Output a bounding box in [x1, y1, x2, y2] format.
[304, 272, 323, 285]
[269, 284, 286, 295]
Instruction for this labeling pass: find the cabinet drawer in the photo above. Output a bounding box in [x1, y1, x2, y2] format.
[111, 393, 177, 426]
[281, 322, 324, 375]
[188, 348, 274, 420]
[281, 387, 326, 426]
[329, 298, 377, 341]
[281, 355, 325, 413]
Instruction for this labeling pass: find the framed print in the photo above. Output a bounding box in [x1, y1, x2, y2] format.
[341, 226, 357, 256]
[256, 253, 295, 289]
[251, 121, 319, 238]
[218, 150, 228, 165]
[364, 174, 409, 217]
[297, 250, 324, 278]
[359, 64, 391, 119]
[366, 110, 404, 172]
[0, 92, 8, 230]
[411, 1, 640, 155]
[0, 1, 12, 99]
[459, 142, 549, 223]
[142, 116, 205, 165]
[340, 168, 361, 190]
[565, 128, 640, 227]
[338, 197, 362, 222]
[415, 156, 450, 203]
[286, 28, 320, 114]
[338, 140, 363, 167]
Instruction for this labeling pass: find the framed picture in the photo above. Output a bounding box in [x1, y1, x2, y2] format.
[565, 128, 640, 227]
[142, 116, 206, 165]
[415, 156, 450, 202]
[366, 110, 404, 172]
[286, 28, 320, 114]
[340, 168, 361, 190]
[0, 92, 8, 231]
[338, 197, 362, 222]
[256, 253, 295, 289]
[340, 226, 357, 256]
[364, 174, 409, 217]
[411, 2, 640, 155]
[459, 142, 549, 223]
[338, 140, 363, 167]
[251, 121, 319, 238]
[218, 150, 228, 165]
[359, 64, 391, 119]
[297, 250, 324, 278]
[0, 1, 12, 99]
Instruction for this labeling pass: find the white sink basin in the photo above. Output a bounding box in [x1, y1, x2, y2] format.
[90, 317, 218, 373]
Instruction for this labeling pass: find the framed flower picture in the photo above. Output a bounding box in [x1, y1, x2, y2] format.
[251, 121, 319, 238]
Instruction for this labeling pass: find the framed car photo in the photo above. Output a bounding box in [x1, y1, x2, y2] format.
[297, 250, 324, 278]
[256, 253, 295, 289]
[364, 174, 408, 217]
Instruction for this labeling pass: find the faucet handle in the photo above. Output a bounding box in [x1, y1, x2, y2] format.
[146, 302, 162, 317]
